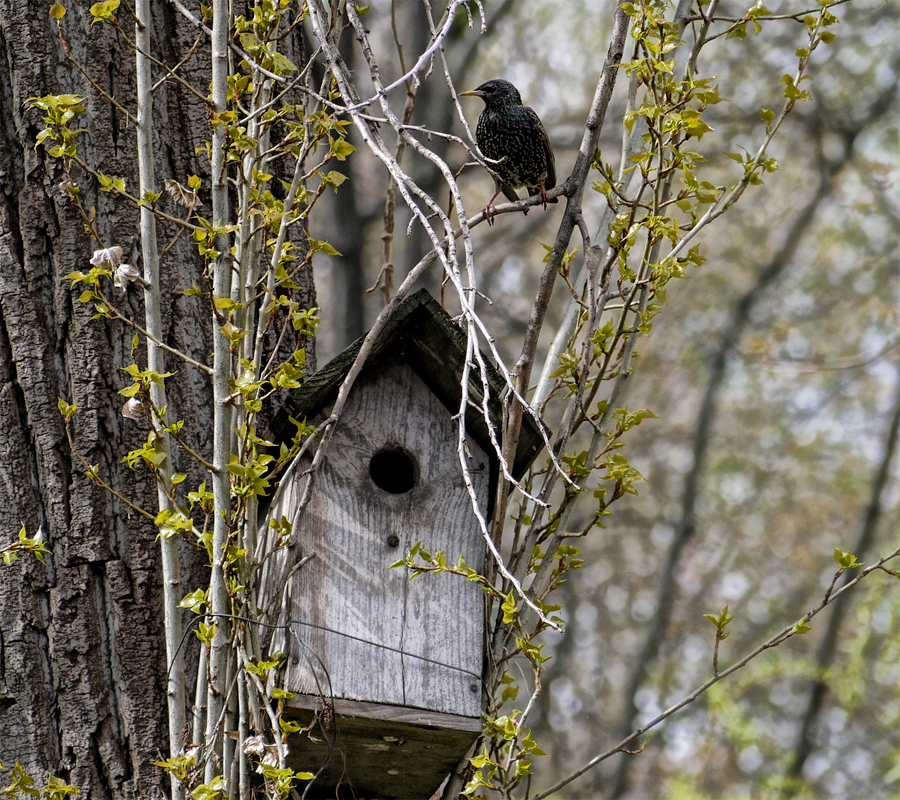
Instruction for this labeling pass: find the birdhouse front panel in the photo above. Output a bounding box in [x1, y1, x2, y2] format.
[276, 354, 489, 719]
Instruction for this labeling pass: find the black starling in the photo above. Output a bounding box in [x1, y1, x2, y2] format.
[461, 79, 557, 224]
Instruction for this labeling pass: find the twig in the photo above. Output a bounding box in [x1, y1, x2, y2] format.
[531, 544, 900, 799]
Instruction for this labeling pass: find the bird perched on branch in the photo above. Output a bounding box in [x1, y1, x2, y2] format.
[460, 78, 557, 224]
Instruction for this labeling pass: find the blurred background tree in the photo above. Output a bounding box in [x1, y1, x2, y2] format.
[312, 1, 899, 798]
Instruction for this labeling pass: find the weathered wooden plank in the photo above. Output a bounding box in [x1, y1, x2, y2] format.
[278, 356, 488, 718]
[283, 697, 481, 799]
[287, 694, 483, 731]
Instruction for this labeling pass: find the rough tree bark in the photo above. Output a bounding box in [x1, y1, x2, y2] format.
[0, 2, 314, 796]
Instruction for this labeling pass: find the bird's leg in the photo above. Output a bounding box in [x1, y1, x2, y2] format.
[482, 186, 503, 226]
[538, 180, 550, 210]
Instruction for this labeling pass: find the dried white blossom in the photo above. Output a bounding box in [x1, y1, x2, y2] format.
[165, 179, 202, 210]
[182, 746, 199, 764]
[242, 734, 266, 756]
[90, 246, 124, 270]
[122, 397, 145, 421]
[113, 262, 145, 291]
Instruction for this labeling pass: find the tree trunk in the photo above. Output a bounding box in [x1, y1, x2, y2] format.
[0, 2, 314, 795]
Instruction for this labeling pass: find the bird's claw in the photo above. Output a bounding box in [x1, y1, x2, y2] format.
[483, 203, 497, 226]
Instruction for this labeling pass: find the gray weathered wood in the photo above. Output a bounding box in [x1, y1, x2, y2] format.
[270, 356, 488, 719]
[283, 697, 481, 799]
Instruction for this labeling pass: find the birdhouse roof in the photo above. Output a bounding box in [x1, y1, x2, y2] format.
[266, 288, 548, 480]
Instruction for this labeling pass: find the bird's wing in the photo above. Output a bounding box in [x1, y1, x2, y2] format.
[499, 182, 521, 204]
[526, 107, 556, 189]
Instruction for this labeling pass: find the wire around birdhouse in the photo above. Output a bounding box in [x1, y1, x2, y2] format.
[170, 614, 487, 699]
[289, 619, 485, 686]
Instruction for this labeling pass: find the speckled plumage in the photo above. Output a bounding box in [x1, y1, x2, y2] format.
[462, 79, 556, 219]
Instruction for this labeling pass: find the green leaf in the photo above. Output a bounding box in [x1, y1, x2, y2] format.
[44, 773, 80, 798]
[97, 173, 126, 192]
[246, 659, 281, 676]
[834, 548, 863, 570]
[49, 2, 66, 19]
[58, 398, 78, 419]
[89, 0, 120, 23]
[695, 83, 723, 105]
[178, 588, 208, 613]
[680, 108, 714, 139]
[118, 382, 141, 398]
[307, 237, 341, 257]
[792, 616, 812, 635]
[213, 294, 240, 313]
[320, 170, 348, 193]
[703, 605, 735, 631]
[278, 717, 302, 735]
[501, 590, 518, 624]
[7, 761, 40, 797]
[329, 138, 355, 160]
[614, 406, 658, 433]
[191, 776, 227, 800]
[747, 2, 771, 18]
[195, 621, 216, 645]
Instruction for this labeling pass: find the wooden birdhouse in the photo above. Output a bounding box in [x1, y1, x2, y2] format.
[259, 289, 546, 799]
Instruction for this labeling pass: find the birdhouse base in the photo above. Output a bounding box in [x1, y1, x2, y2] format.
[283, 695, 481, 799]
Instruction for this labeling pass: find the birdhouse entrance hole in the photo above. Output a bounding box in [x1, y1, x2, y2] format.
[369, 446, 418, 494]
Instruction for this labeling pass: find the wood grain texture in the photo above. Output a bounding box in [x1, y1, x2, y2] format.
[271, 356, 488, 720]
[287, 694, 483, 731]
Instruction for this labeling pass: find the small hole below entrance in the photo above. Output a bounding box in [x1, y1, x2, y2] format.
[369, 447, 417, 494]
